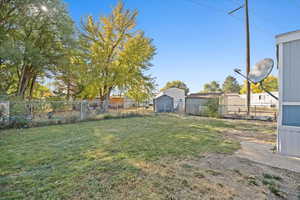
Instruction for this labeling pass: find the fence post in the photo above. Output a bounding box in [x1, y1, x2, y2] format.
[7, 101, 10, 125]
[218, 105, 222, 117]
[80, 101, 84, 121]
[30, 102, 33, 120]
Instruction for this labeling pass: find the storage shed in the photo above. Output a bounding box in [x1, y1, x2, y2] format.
[185, 97, 210, 115]
[185, 93, 222, 115]
[276, 30, 300, 156]
[154, 95, 174, 113]
[156, 88, 185, 112]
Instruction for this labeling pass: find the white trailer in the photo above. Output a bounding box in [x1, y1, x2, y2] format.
[276, 30, 300, 157]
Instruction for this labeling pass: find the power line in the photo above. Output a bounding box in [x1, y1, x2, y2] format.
[184, 0, 230, 14]
[228, 5, 244, 15]
[183, 0, 274, 36]
[229, 0, 291, 31]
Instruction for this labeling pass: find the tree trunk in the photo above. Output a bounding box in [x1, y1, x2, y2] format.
[17, 65, 31, 98]
[99, 87, 111, 112]
[29, 75, 37, 99]
[17, 73, 30, 98]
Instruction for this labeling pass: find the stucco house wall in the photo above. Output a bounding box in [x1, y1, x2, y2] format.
[239, 92, 278, 107]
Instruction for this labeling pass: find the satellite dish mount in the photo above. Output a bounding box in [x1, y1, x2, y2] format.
[234, 58, 278, 100]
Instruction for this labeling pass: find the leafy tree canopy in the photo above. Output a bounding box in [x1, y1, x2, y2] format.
[240, 75, 278, 94]
[79, 1, 156, 108]
[0, 0, 156, 103]
[222, 76, 241, 93]
[161, 80, 189, 95]
[201, 81, 222, 93]
[0, 0, 75, 98]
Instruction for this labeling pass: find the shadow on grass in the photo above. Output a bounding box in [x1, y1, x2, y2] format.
[0, 114, 240, 199]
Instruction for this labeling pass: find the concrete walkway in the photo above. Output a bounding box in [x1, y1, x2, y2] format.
[236, 141, 300, 173]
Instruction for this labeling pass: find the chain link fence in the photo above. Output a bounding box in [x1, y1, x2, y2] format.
[0, 99, 278, 129]
[0, 100, 152, 129]
[186, 104, 277, 121]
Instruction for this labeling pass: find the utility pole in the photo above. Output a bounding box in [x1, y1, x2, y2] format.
[229, 0, 251, 115]
[245, 0, 251, 115]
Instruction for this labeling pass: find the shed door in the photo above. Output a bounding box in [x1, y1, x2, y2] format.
[156, 97, 173, 112]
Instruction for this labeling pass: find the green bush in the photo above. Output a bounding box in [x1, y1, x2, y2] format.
[0, 104, 8, 128]
[203, 98, 220, 118]
[0, 104, 5, 118]
[45, 97, 69, 112]
[7, 97, 32, 128]
[49, 101, 66, 112]
[9, 116, 31, 128]
[0, 95, 9, 101]
[9, 101, 27, 116]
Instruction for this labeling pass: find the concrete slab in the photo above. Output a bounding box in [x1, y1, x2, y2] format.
[236, 141, 300, 173]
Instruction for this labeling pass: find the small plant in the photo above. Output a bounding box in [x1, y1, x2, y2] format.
[261, 174, 285, 198]
[271, 145, 277, 153]
[268, 184, 283, 197]
[9, 100, 27, 117]
[0, 104, 9, 128]
[50, 101, 66, 112]
[205, 169, 222, 176]
[194, 172, 205, 179]
[263, 173, 282, 182]
[65, 115, 79, 124]
[0, 104, 5, 117]
[9, 115, 31, 128]
[233, 169, 242, 176]
[181, 164, 193, 169]
[217, 183, 224, 188]
[181, 179, 189, 187]
[103, 114, 115, 119]
[247, 176, 259, 186]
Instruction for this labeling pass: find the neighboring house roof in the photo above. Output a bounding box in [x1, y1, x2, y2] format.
[156, 87, 185, 99]
[187, 92, 223, 99]
[222, 93, 240, 96]
[155, 94, 174, 100]
[239, 92, 278, 97]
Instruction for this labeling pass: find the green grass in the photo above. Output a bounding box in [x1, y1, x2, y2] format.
[0, 114, 242, 199]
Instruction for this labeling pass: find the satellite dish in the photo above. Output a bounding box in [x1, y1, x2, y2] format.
[248, 58, 274, 84]
[233, 58, 278, 100]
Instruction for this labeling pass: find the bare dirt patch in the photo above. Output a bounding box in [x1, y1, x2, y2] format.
[130, 153, 300, 200]
[217, 119, 277, 144]
[178, 115, 277, 143]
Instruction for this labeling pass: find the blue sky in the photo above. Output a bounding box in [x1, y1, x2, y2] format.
[63, 0, 300, 93]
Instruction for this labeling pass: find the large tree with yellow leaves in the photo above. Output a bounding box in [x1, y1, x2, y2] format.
[240, 75, 278, 94]
[79, 1, 156, 109]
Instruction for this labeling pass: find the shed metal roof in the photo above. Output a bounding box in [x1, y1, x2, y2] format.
[187, 92, 223, 99]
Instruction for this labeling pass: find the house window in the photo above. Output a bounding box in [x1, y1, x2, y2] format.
[282, 105, 300, 127]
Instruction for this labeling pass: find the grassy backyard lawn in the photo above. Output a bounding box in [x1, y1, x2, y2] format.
[0, 114, 275, 199]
